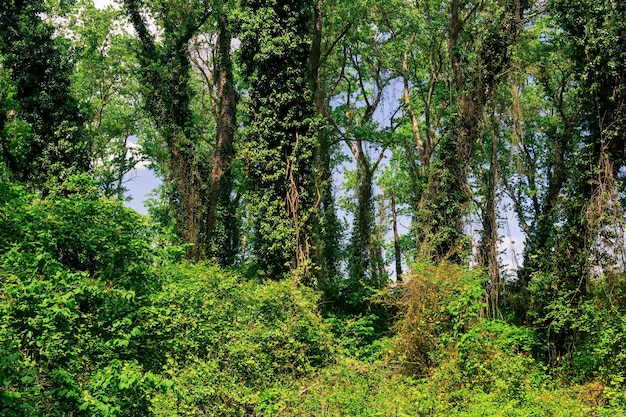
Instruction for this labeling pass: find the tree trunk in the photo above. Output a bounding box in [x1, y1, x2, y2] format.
[240, 0, 317, 280]
[391, 188, 403, 282]
[124, 0, 209, 260]
[309, 0, 341, 286]
[478, 123, 501, 318]
[205, 13, 238, 264]
[417, 0, 526, 262]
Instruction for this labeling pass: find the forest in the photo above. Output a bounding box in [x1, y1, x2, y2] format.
[1, 0, 625, 415]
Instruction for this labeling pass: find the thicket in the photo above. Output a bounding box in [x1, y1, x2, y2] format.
[0, 176, 331, 416]
[2, 175, 626, 415]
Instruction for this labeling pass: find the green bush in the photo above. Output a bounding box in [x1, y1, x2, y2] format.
[0, 177, 157, 415]
[392, 263, 487, 373]
[148, 357, 255, 417]
[0, 176, 155, 293]
[138, 262, 333, 414]
[0, 176, 334, 416]
[526, 269, 626, 395]
[0, 255, 153, 416]
[257, 353, 592, 417]
[259, 358, 431, 417]
[324, 314, 393, 362]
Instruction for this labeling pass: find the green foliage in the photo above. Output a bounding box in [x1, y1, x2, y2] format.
[526, 271, 626, 387]
[264, 358, 430, 417]
[239, 0, 318, 279]
[136, 262, 332, 413]
[260, 354, 591, 417]
[514, 0, 626, 366]
[0, 177, 156, 415]
[69, 0, 147, 199]
[392, 263, 488, 373]
[3, 172, 624, 416]
[122, 0, 220, 260]
[0, 176, 333, 415]
[149, 357, 254, 417]
[3, 0, 626, 415]
[0, 175, 154, 292]
[0, 0, 90, 186]
[141, 262, 331, 374]
[324, 314, 393, 362]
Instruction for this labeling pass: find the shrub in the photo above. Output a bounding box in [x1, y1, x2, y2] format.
[139, 262, 333, 414]
[0, 252, 154, 415]
[258, 357, 431, 417]
[0, 176, 156, 293]
[392, 263, 487, 373]
[0, 176, 156, 415]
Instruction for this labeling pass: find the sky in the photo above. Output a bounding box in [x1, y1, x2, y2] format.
[122, 166, 159, 215]
[94, 0, 115, 8]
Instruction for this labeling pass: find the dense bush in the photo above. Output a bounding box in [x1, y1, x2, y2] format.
[4, 174, 625, 416]
[0, 177, 157, 415]
[0, 176, 155, 291]
[259, 262, 607, 417]
[262, 354, 595, 417]
[0, 177, 333, 415]
[526, 269, 626, 402]
[391, 263, 487, 373]
[141, 262, 333, 414]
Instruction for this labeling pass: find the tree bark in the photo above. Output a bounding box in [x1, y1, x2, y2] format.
[205, 13, 237, 264]
[391, 188, 403, 282]
[478, 122, 501, 319]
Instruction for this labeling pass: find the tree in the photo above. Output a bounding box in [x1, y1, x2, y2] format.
[123, 0, 224, 260]
[204, 4, 239, 265]
[416, 0, 529, 262]
[514, 0, 626, 360]
[501, 17, 583, 319]
[0, 0, 90, 187]
[186, 0, 240, 265]
[239, 0, 318, 280]
[69, 0, 146, 199]
[309, 0, 345, 289]
[548, 0, 626, 287]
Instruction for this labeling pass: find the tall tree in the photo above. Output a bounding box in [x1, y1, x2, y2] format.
[69, 0, 146, 199]
[511, 0, 626, 307]
[548, 0, 626, 288]
[314, 8, 395, 310]
[123, 0, 214, 259]
[381, 0, 453, 260]
[0, 0, 90, 187]
[309, 0, 344, 289]
[475, 109, 504, 318]
[203, 3, 239, 265]
[416, 0, 528, 262]
[502, 20, 583, 318]
[239, 0, 318, 280]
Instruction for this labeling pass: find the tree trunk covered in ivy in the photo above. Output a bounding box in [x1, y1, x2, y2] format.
[548, 0, 626, 290]
[123, 0, 211, 260]
[509, 61, 580, 320]
[477, 117, 502, 319]
[348, 149, 375, 283]
[417, 0, 527, 262]
[240, 0, 318, 281]
[517, 0, 626, 359]
[205, 9, 239, 265]
[310, 0, 342, 290]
